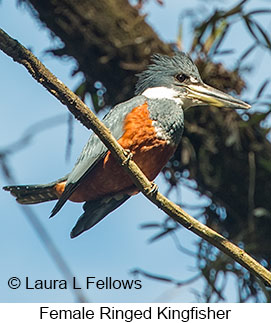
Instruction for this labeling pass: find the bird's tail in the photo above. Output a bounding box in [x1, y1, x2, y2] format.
[3, 176, 68, 205]
[70, 193, 130, 238]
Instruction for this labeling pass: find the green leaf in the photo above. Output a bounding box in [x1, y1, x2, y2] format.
[74, 81, 87, 99]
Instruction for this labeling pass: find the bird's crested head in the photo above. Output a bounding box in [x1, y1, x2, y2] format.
[135, 52, 250, 110]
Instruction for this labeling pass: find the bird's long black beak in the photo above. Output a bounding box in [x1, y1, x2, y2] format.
[186, 83, 251, 110]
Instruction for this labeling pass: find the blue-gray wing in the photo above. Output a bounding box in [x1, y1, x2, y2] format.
[50, 95, 147, 216]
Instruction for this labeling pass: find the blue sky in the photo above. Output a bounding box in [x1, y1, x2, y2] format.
[0, 0, 270, 302]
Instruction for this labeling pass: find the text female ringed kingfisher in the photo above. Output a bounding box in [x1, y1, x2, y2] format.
[3, 52, 250, 238]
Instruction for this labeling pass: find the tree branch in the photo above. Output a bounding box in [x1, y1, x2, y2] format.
[1, 28, 270, 287]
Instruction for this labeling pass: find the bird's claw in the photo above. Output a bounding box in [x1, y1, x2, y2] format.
[147, 182, 158, 196]
[122, 149, 133, 166]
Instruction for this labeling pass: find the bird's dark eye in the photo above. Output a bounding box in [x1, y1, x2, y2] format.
[176, 73, 188, 83]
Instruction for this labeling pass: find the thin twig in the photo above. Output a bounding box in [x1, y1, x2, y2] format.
[0, 28, 270, 287]
[248, 151, 256, 233]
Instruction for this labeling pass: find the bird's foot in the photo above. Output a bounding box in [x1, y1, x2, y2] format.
[147, 182, 159, 196]
[122, 149, 133, 166]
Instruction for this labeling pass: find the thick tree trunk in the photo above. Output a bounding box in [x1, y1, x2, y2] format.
[27, 0, 172, 104]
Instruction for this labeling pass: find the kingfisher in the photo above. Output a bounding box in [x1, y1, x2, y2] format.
[3, 52, 250, 238]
